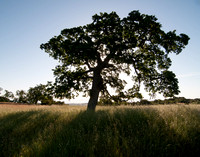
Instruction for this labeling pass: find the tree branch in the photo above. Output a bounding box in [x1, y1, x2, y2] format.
[97, 52, 103, 65]
[103, 53, 112, 64]
[85, 59, 92, 70]
[132, 59, 141, 88]
[81, 69, 94, 74]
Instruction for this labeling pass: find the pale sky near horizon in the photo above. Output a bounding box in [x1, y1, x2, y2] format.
[0, 0, 200, 103]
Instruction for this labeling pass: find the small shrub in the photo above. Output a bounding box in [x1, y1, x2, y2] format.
[0, 96, 10, 102]
[139, 99, 152, 105]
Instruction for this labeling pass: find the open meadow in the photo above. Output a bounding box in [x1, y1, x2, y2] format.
[0, 103, 200, 157]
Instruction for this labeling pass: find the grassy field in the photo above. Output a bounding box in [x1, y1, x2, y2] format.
[0, 103, 200, 157]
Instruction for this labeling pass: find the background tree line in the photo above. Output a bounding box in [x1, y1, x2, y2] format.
[1, 85, 199, 105]
[98, 96, 200, 106]
[0, 84, 64, 105]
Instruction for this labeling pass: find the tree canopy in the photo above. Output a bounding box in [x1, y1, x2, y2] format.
[26, 84, 54, 105]
[41, 11, 189, 110]
[16, 90, 27, 103]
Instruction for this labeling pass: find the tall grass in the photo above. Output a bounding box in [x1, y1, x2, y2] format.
[0, 104, 200, 156]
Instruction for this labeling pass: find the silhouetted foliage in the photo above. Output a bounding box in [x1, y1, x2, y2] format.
[0, 88, 13, 102]
[193, 98, 200, 104]
[3, 90, 14, 100]
[0, 84, 65, 105]
[26, 84, 54, 105]
[0, 96, 10, 102]
[41, 11, 189, 110]
[15, 90, 27, 103]
[98, 97, 200, 106]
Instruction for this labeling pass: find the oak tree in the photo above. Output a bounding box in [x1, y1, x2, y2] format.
[16, 90, 27, 103]
[4, 90, 14, 100]
[27, 84, 54, 105]
[41, 11, 189, 111]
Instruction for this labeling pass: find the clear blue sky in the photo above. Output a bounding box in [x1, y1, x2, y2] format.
[0, 0, 200, 103]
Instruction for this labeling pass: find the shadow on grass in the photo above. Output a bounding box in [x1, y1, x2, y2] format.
[0, 110, 60, 157]
[0, 108, 200, 157]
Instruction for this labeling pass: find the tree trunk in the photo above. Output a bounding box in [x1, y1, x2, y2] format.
[87, 70, 102, 111]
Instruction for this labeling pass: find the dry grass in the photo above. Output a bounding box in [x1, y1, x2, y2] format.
[0, 103, 200, 156]
[0, 103, 86, 115]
